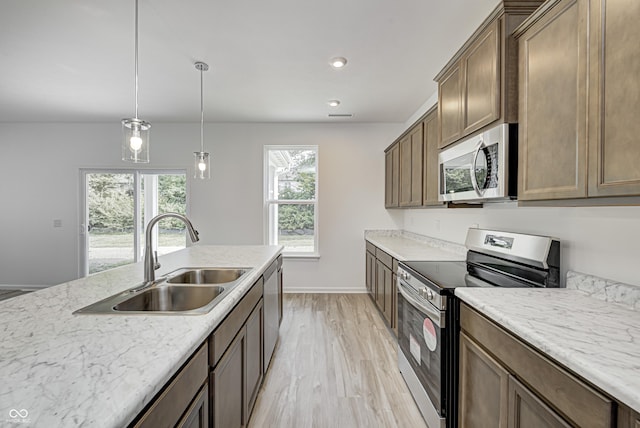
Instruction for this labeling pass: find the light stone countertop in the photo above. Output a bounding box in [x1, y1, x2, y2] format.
[455, 287, 640, 414]
[365, 230, 467, 261]
[0, 245, 282, 428]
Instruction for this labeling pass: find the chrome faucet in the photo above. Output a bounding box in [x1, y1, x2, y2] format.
[140, 213, 200, 289]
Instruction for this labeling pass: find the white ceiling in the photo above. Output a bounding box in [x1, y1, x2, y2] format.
[0, 0, 498, 123]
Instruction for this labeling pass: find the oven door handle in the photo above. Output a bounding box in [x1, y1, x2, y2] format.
[398, 281, 444, 328]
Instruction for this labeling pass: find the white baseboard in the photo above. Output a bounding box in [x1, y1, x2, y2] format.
[283, 287, 367, 294]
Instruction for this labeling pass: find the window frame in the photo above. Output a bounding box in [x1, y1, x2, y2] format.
[263, 145, 319, 258]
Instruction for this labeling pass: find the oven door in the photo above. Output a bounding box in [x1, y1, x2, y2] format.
[397, 278, 446, 428]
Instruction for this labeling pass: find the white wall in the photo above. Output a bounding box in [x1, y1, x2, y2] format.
[402, 203, 640, 287]
[0, 122, 404, 289]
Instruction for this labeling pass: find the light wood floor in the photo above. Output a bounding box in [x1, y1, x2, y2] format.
[248, 293, 427, 428]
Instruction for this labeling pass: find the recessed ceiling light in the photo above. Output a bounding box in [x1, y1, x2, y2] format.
[328, 100, 340, 107]
[330, 57, 347, 68]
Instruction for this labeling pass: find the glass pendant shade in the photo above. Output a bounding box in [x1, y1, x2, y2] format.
[122, 118, 150, 163]
[194, 151, 210, 179]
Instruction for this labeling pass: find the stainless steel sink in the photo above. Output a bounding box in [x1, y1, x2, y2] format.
[165, 268, 250, 285]
[113, 285, 225, 312]
[74, 266, 253, 315]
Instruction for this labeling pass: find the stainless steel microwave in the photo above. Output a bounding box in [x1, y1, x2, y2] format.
[438, 124, 517, 203]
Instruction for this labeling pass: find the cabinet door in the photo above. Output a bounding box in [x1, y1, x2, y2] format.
[365, 251, 374, 297]
[134, 344, 208, 428]
[438, 65, 463, 148]
[410, 124, 424, 206]
[463, 18, 501, 135]
[212, 330, 245, 428]
[375, 260, 385, 312]
[518, 0, 589, 200]
[618, 405, 640, 428]
[177, 384, 209, 428]
[385, 144, 400, 207]
[382, 262, 393, 324]
[245, 300, 263, 421]
[399, 135, 413, 206]
[459, 332, 509, 428]
[385, 150, 394, 207]
[588, 0, 640, 197]
[508, 376, 571, 428]
[422, 107, 442, 206]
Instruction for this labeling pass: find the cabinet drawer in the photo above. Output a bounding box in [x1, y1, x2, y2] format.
[210, 278, 263, 366]
[366, 241, 376, 254]
[461, 304, 613, 428]
[134, 342, 208, 428]
[375, 248, 393, 269]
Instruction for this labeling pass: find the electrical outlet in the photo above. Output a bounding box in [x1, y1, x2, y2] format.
[471, 223, 479, 229]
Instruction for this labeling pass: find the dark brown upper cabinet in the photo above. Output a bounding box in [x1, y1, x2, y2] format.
[384, 143, 400, 208]
[399, 124, 424, 207]
[515, 0, 640, 202]
[385, 104, 442, 210]
[435, 1, 543, 149]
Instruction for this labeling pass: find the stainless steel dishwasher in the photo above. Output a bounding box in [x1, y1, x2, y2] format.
[263, 259, 279, 372]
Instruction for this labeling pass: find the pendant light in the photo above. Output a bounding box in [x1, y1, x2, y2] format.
[194, 61, 210, 179]
[122, 0, 150, 163]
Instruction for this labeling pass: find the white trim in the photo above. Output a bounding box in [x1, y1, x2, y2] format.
[283, 287, 367, 294]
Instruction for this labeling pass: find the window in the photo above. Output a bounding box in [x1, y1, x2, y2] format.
[264, 146, 318, 256]
[80, 169, 187, 275]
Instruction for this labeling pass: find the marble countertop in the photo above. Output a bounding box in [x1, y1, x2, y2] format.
[455, 287, 640, 413]
[365, 230, 466, 261]
[0, 245, 282, 428]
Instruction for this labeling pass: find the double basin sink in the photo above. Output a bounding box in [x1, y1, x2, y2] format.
[75, 267, 252, 315]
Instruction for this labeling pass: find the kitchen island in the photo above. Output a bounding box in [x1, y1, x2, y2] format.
[0, 245, 281, 427]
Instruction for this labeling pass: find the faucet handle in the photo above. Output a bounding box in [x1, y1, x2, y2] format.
[153, 251, 161, 270]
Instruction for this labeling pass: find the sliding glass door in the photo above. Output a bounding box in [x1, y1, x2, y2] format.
[81, 169, 187, 276]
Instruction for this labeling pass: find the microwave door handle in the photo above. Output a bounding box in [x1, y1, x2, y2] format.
[398, 281, 443, 328]
[470, 140, 484, 197]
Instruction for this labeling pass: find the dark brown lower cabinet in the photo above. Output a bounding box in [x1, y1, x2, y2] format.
[458, 332, 509, 428]
[133, 343, 209, 428]
[460, 303, 614, 428]
[211, 302, 263, 428]
[245, 300, 263, 420]
[375, 259, 392, 324]
[212, 330, 245, 428]
[365, 250, 375, 298]
[508, 376, 571, 428]
[364, 241, 397, 333]
[618, 405, 640, 428]
[177, 383, 209, 428]
[209, 278, 265, 428]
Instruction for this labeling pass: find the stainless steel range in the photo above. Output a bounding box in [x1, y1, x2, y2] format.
[397, 228, 560, 428]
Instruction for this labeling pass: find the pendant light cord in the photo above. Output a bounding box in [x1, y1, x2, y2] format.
[134, 0, 139, 120]
[200, 66, 204, 153]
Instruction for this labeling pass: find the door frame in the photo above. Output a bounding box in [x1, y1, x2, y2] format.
[79, 168, 188, 277]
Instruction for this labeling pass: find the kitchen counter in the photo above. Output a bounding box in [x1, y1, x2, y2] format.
[455, 286, 640, 414]
[0, 245, 282, 428]
[365, 230, 466, 261]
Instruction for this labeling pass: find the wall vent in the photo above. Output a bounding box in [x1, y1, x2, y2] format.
[328, 114, 353, 118]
